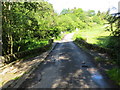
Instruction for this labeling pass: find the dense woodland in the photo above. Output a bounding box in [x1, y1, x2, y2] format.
[2, 1, 57, 55]
[2, 1, 120, 63]
[2, 1, 104, 55]
[1, 0, 120, 86]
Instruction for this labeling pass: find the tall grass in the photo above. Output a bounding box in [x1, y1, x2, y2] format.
[73, 25, 111, 48]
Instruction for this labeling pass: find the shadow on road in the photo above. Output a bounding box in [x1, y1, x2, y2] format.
[1, 39, 119, 89]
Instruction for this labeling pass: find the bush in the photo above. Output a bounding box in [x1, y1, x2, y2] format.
[106, 68, 120, 86]
[105, 36, 120, 50]
[92, 15, 102, 24]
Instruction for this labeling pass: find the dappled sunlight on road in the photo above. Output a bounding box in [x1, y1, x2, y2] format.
[18, 33, 113, 88]
[87, 67, 110, 88]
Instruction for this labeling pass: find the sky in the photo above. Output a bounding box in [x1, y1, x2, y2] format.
[46, 0, 120, 14]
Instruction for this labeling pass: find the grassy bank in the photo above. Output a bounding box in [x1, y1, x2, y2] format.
[73, 25, 111, 47]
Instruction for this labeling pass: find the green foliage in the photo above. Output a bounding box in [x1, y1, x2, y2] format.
[86, 10, 95, 17]
[73, 25, 110, 44]
[2, 2, 107, 56]
[106, 68, 120, 85]
[2, 1, 59, 55]
[73, 29, 87, 41]
[92, 15, 102, 24]
[13, 76, 21, 80]
[56, 15, 76, 31]
[101, 36, 120, 65]
[59, 8, 95, 31]
[103, 36, 120, 50]
[105, 12, 120, 36]
[94, 56, 103, 62]
[60, 9, 70, 15]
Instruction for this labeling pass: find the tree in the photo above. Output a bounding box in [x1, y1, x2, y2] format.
[87, 10, 95, 17]
[2, 1, 60, 55]
[60, 9, 70, 15]
[105, 11, 120, 36]
[92, 15, 102, 24]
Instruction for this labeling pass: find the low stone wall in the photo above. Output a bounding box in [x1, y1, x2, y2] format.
[1, 43, 52, 64]
[74, 38, 115, 57]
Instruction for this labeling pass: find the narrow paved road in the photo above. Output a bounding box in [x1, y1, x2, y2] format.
[20, 33, 114, 88]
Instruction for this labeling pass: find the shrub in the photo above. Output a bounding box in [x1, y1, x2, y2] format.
[106, 68, 120, 86]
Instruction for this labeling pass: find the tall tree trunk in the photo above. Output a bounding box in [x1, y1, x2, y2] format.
[2, 2, 13, 55]
[0, 2, 4, 67]
[7, 34, 13, 54]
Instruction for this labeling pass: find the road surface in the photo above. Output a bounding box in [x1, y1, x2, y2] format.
[20, 33, 114, 88]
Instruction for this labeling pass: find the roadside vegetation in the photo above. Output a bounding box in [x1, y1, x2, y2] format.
[73, 10, 120, 85]
[2, 1, 89, 56]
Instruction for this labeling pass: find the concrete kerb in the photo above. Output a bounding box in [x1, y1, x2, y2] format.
[1, 42, 58, 89]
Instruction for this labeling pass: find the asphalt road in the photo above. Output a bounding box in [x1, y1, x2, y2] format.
[20, 33, 114, 88]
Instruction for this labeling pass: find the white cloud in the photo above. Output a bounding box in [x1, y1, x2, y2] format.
[47, 0, 119, 14]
